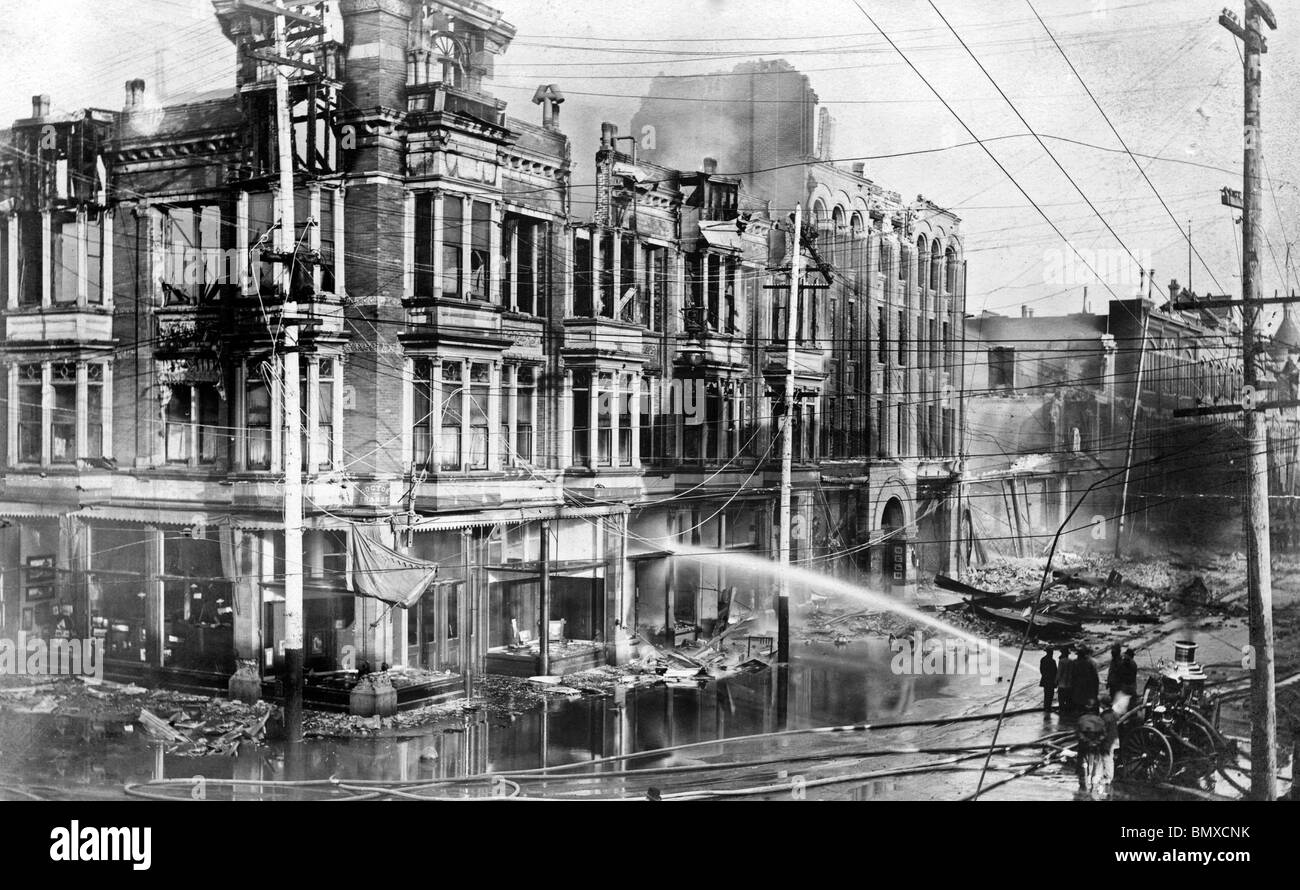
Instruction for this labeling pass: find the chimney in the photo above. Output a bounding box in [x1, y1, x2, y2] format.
[532, 83, 564, 131]
[1167, 278, 1181, 304]
[124, 79, 146, 111]
[1021, 305, 1034, 318]
[851, 161, 865, 177]
[600, 121, 618, 151]
[702, 157, 717, 175]
[31, 94, 50, 118]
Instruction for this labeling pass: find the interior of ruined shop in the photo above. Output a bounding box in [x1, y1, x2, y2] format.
[630, 506, 765, 647]
[85, 524, 236, 675]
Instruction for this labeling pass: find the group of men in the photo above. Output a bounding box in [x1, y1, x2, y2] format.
[1037, 643, 1140, 799]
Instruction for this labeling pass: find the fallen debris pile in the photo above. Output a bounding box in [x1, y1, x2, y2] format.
[137, 700, 280, 757]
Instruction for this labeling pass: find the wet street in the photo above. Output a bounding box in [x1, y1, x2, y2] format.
[0, 630, 1250, 801]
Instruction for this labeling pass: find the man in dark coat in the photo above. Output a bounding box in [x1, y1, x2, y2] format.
[1105, 642, 1123, 697]
[1118, 649, 1139, 700]
[1072, 644, 1101, 711]
[1056, 647, 1076, 716]
[1039, 649, 1058, 713]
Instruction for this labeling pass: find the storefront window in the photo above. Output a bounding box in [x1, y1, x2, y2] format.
[162, 529, 234, 674]
[89, 527, 152, 664]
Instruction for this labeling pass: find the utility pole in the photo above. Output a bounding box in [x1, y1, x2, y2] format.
[1115, 276, 1150, 558]
[539, 519, 551, 675]
[776, 204, 803, 665]
[1222, 0, 1278, 799]
[272, 0, 305, 744]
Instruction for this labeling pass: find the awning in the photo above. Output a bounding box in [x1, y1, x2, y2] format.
[0, 501, 74, 520]
[349, 529, 440, 608]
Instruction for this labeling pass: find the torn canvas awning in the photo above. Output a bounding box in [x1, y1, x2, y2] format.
[349, 530, 439, 608]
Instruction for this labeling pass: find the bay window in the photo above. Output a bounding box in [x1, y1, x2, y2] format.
[8, 359, 111, 467]
[411, 359, 495, 473]
[412, 192, 496, 302]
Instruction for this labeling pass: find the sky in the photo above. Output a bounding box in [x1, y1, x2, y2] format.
[2, 0, 1298, 323]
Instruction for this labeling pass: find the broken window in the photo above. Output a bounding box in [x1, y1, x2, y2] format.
[989, 347, 1016, 391]
[573, 232, 593, 316]
[162, 204, 222, 304]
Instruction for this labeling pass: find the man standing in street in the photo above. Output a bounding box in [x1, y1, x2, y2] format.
[1072, 644, 1101, 712]
[1106, 642, 1123, 699]
[1039, 648, 1058, 713]
[1057, 646, 1076, 717]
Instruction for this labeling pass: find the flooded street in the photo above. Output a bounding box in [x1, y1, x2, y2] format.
[3, 636, 1239, 801]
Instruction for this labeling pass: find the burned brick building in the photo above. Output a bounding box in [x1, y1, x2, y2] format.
[963, 287, 1249, 558]
[629, 59, 968, 601]
[0, 0, 970, 703]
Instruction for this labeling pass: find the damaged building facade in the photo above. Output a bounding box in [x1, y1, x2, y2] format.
[0, 0, 967, 702]
[963, 287, 1251, 559]
[627, 59, 968, 610]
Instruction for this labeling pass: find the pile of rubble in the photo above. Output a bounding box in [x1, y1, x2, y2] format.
[136, 699, 280, 757]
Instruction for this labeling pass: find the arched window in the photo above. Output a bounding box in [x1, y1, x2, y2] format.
[850, 213, 864, 282]
[831, 207, 846, 264]
[811, 200, 828, 233]
[915, 235, 928, 289]
[944, 245, 957, 295]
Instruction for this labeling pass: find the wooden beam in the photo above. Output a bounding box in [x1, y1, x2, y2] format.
[247, 49, 325, 75]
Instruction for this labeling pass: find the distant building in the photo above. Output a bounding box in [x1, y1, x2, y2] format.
[963, 288, 1247, 558]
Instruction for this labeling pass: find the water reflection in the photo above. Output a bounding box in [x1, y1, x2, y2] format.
[2, 639, 1015, 799]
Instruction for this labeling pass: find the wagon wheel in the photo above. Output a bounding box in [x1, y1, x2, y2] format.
[1117, 725, 1174, 783]
[1176, 708, 1230, 759]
